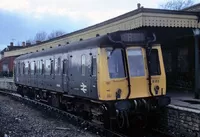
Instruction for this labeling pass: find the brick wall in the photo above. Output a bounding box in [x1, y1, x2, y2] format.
[155, 105, 200, 137]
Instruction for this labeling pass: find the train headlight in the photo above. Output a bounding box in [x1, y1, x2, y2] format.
[116, 88, 122, 99]
[154, 85, 159, 95]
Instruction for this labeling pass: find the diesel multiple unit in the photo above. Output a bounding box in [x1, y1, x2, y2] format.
[14, 30, 170, 130]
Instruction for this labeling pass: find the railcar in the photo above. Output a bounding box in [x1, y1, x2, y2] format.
[14, 30, 170, 130]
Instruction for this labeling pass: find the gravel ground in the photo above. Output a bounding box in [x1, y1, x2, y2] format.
[0, 94, 98, 137]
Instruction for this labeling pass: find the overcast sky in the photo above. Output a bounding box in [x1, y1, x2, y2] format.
[0, 0, 197, 50]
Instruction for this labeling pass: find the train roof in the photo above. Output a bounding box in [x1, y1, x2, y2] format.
[15, 30, 149, 61]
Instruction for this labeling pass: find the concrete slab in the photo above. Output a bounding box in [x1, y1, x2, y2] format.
[167, 90, 200, 111]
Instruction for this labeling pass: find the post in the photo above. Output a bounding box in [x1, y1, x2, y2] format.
[193, 29, 200, 99]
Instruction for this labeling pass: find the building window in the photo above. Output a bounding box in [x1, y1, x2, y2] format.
[81, 55, 86, 76]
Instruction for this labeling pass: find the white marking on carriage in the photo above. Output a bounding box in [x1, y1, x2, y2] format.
[80, 83, 87, 93]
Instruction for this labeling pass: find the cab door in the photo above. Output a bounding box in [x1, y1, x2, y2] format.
[126, 45, 166, 98]
[126, 47, 149, 98]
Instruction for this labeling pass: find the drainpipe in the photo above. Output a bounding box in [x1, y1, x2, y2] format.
[193, 29, 200, 99]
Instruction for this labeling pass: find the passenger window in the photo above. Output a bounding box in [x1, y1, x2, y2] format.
[50, 60, 54, 75]
[18, 62, 20, 74]
[34, 61, 36, 74]
[127, 48, 145, 77]
[57, 57, 61, 74]
[107, 48, 126, 79]
[25, 62, 29, 75]
[81, 55, 86, 76]
[37, 61, 40, 74]
[41, 60, 44, 74]
[30, 62, 35, 75]
[92, 56, 97, 76]
[45, 60, 51, 75]
[150, 49, 161, 75]
[22, 62, 25, 74]
[63, 60, 67, 74]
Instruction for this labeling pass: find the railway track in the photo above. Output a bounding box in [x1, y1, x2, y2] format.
[0, 89, 128, 137]
[0, 89, 173, 137]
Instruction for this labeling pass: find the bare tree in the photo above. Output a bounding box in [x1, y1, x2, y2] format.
[34, 31, 47, 42]
[160, 0, 194, 10]
[48, 30, 66, 40]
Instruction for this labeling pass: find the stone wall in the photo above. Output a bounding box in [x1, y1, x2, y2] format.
[156, 105, 200, 137]
[0, 78, 17, 92]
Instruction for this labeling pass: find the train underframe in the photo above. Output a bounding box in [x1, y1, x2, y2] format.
[16, 85, 170, 133]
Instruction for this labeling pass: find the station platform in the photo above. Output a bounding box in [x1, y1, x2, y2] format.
[167, 90, 200, 112]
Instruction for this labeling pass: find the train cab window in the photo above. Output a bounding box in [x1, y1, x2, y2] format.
[92, 56, 97, 76]
[127, 48, 145, 77]
[150, 49, 161, 75]
[106, 48, 126, 79]
[81, 55, 86, 76]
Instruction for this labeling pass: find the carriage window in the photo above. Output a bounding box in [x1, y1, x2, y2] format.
[25, 62, 29, 74]
[30, 62, 35, 75]
[40, 60, 44, 74]
[92, 56, 97, 76]
[45, 60, 51, 75]
[127, 48, 145, 77]
[22, 62, 25, 74]
[150, 49, 161, 75]
[57, 57, 61, 74]
[18, 62, 20, 74]
[37, 61, 40, 74]
[63, 60, 67, 74]
[81, 55, 86, 76]
[107, 48, 126, 79]
[50, 60, 54, 75]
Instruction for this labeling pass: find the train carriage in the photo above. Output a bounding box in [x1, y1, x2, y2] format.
[14, 30, 170, 129]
